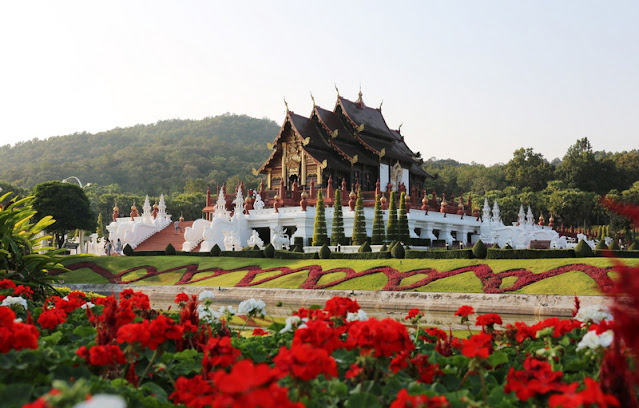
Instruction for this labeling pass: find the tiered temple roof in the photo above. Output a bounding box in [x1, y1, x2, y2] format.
[257, 90, 433, 193]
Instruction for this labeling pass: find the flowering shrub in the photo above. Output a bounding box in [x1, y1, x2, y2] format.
[1, 276, 636, 408]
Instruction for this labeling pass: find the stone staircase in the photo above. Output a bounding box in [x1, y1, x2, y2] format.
[134, 221, 194, 252]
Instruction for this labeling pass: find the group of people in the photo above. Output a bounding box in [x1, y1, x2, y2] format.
[104, 238, 123, 256]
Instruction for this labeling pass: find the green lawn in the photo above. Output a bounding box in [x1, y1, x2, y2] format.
[57, 255, 637, 296]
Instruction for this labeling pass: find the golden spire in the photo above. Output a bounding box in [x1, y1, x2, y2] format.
[334, 83, 340, 97]
[310, 92, 315, 106]
[283, 97, 289, 113]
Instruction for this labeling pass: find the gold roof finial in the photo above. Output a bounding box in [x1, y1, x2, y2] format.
[379, 100, 383, 110]
[398, 123, 403, 133]
[356, 85, 364, 105]
[310, 92, 315, 106]
[334, 83, 340, 97]
[283, 97, 289, 113]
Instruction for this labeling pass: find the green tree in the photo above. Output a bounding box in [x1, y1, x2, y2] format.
[544, 182, 598, 227]
[31, 181, 96, 248]
[386, 191, 398, 243]
[505, 148, 555, 191]
[398, 192, 410, 245]
[371, 194, 385, 245]
[331, 189, 345, 245]
[312, 190, 328, 246]
[351, 188, 367, 245]
[558, 138, 605, 193]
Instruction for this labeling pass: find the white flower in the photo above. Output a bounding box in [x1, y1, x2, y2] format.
[1, 296, 28, 310]
[73, 394, 127, 408]
[279, 315, 302, 333]
[577, 330, 614, 351]
[63, 296, 69, 301]
[575, 305, 613, 324]
[81, 302, 95, 309]
[197, 304, 221, 324]
[198, 290, 215, 302]
[14, 318, 22, 323]
[238, 298, 266, 317]
[218, 305, 236, 315]
[346, 309, 369, 322]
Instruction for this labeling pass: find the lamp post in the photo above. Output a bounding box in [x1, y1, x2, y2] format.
[61, 177, 92, 254]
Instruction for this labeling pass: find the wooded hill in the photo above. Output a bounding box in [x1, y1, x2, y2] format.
[0, 114, 278, 195]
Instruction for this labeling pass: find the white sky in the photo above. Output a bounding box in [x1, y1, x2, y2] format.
[1, 1, 637, 165]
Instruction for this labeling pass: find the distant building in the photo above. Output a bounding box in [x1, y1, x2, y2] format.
[257, 89, 434, 194]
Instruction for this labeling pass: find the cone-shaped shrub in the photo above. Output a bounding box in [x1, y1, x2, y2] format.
[165, 243, 176, 255]
[629, 241, 638, 251]
[319, 243, 331, 259]
[293, 245, 303, 253]
[472, 240, 487, 259]
[263, 243, 275, 258]
[210, 244, 221, 256]
[351, 188, 367, 245]
[398, 192, 410, 245]
[331, 189, 346, 245]
[574, 239, 594, 257]
[358, 241, 372, 253]
[504, 243, 513, 249]
[123, 243, 134, 256]
[252, 244, 260, 250]
[609, 240, 620, 251]
[312, 190, 328, 246]
[380, 243, 388, 252]
[386, 191, 398, 243]
[371, 194, 385, 245]
[391, 242, 405, 259]
[595, 240, 607, 250]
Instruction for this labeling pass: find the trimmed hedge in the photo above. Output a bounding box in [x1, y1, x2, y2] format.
[486, 248, 575, 259]
[274, 250, 318, 259]
[329, 252, 391, 260]
[594, 250, 639, 258]
[219, 250, 264, 258]
[129, 250, 166, 257]
[406, 249, 473, 259]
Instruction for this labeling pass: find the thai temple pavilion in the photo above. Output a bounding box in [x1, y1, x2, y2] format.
[257, 89, 434, 195]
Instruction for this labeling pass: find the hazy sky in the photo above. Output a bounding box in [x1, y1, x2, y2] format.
[1, 1, 637, 165]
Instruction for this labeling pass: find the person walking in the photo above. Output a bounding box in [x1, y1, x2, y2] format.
[104, 238, 112, 256]
[115, 239, 123, 255]
[174, 220, 183, 234]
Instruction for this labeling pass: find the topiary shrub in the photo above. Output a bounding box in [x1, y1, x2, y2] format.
[574, 239, 594, 257]
[504, 243, 513, 249]
[629, 241, 639, 251]
[609, 240, 620, 251]
[472, 240, 487, 259]
[210, 244, 221, 256]
[391, 242, 405, 259]
[293, 245, 304, 253]
[358, 242, 372, 253]
[123, 243, 134, 256]
[252, 245, 260, 250]
[380, 243, 388, 252]
[351, 188, 367, 245]
[594, 240, 607, 250]
[319, 243, 331, 259]
[263, 243, 275, 258]
[312, 190, 328, 246]
[165, 243, 176, 255]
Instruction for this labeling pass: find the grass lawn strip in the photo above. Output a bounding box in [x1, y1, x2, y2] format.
[58, 256, 639, 295]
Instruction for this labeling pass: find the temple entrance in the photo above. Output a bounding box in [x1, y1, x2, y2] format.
[288, 174, 299, 190]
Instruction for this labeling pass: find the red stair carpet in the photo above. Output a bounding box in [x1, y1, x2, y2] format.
[134, 221, 195, 251]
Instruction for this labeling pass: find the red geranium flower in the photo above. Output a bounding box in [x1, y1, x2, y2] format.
[454, 305, 474, 317]
[323, 296, 361, 318]
[345, 363, 363, 379]
[475, 313, 502, 327]
[405, 308, 421, 320]
[0, 279, 16, 289]
[202, 336, 241, 370]
[252, 328, 267, 336]
[345, 318, 414, 358]
[87, 344, 127, 366]
[390, 389, 450, 408]
[175, 293, 189, 304]
[274, 343, 337, 381]
[461, 333, 493, 359]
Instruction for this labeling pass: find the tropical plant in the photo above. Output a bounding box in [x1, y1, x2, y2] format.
[0, 193, 69, 299]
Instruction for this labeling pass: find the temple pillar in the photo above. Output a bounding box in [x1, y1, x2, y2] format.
[301, 153, 307, 185]
[318, 163, 323, 186]
[267, 170, 272, 189]
[281, 142, 287, 183]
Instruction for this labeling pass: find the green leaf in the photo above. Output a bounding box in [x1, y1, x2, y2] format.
[345, 392, 381, 408]
[488, 351, 509, 367]
[41, 331, 63, 345]
[72, 325, 97, 337]
[141, 382, 168, 402]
